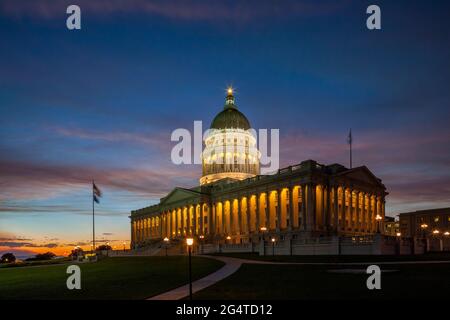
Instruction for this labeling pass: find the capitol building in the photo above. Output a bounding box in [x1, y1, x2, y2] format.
[130, 90, 387, 248]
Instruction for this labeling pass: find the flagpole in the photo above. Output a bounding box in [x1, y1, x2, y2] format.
[349, 129, 353, 169]
[92, 180, 95, 253]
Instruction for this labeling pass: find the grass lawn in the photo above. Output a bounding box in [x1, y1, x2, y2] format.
[0, 256, 223, 300]
[211, 252, 450, 263]
[193, 262, 450, 300]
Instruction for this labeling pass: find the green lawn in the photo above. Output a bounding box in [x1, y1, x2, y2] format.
[193, 262, 450, 300]
[212, 252, 450, 263]
[0, 256, 224, 300]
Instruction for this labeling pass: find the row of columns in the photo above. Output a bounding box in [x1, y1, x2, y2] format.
[131, 184, 385, 244]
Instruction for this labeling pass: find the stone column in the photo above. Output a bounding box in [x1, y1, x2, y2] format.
[264, 193, 270, 230]
[306, 184, 314, 231]
[200, 204, 204, 235]
[301, 185, 307, 231]
[333, 187, 339, 232]
[276, 189, 282, 232]
[246, 195, 251, 234]
[255, 194, 260, 232]
[367, 195, 372, 233]
[212, 203, 216, 235]
[322, 186, 327, 230]
[355, 192, 360, 231]
[349, 190, 355, 231]
[192, 205, 197, 235]
[185, 206, 190, 235]
[288, 186, 294, 231]
[229, 200, 234, 235]
[174, 209, 179, 236]
[340, 188, 346, 232]
[237, 197, 242, 235]
[206, 203, 211, 235]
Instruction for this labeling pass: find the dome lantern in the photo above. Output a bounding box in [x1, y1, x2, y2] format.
[210, 89, 251, 130]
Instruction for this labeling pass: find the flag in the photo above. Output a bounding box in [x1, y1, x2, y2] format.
[347, 129, 352, 145]
[93, 182, 102, 204]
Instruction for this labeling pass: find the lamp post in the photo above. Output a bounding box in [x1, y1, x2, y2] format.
[420, 223, 428, 253]
[163, 237, 169, 256]
[186, 237, 194, 300]
[199, 235, 205, 254]
[123, 242, 126, 251]
[260, 227, 267, 256]
[375, 214, 382, 234]
[271, 238, 276, 256]
[396, 232, 401, 255]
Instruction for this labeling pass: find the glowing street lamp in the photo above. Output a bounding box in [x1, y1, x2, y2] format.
[444, 231, 450, 236]
[271, 238, 276, 256]
[433, 229, 440, 235]
[396, 232, 401, 237]
[186, 237, 194, 300]
[123, 242, 126, 251]
[375, 214, 382, 233]
[163, 237, 169, 256]
[420, 223, 429, 254]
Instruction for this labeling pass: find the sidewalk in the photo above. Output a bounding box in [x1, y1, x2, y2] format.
[147, 256, 242, 300]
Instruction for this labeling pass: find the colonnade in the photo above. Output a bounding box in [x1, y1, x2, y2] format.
[131, 184, 385, 244]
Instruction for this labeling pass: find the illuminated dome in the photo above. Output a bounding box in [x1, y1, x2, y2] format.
[210, 91, 251, 130]
[200, 88, 260, 185]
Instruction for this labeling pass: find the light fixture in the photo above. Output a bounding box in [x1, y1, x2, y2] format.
[375, 214, 382, 221]
[271, 238, 276, 242]
[226, 235, 231, 240]
[186, 238, 194, 246]
[396, 232, 401, 237]
[163, 237, 169, 242]
[444, 231, 450, 236]
[421, 223, 428, 229]
[432, 230, 440, 234]
[260, 227, 267, 232]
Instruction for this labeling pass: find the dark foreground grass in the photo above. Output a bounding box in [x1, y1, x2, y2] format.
[193, 262, 450, 300]
[0, 256, 223, 300]
[211, 252, 450, 263]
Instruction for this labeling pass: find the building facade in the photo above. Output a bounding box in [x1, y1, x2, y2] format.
[384, 216, 400, 236]
[399, 207, 450, 238]
[130, 91, 388, 248]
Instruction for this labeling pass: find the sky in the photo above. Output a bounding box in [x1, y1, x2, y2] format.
[1, 0, 450, 258]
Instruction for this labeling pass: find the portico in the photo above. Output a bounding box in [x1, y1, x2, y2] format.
[130, 160, 387, 247]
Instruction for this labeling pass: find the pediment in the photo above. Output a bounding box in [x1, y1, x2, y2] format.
[159, 187, 201, 206]
[336, 166, 385, 189]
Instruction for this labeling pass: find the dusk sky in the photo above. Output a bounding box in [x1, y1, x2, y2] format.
[1, 0, 450, 257]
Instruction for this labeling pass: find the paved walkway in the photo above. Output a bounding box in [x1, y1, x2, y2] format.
[147, 256, 243, 300]
[147, 255, 450, 300]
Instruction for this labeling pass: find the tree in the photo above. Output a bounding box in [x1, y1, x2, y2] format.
[1, 253, 16, 264]
[96, 244, 112, 251]
[69, 247, 84, 257]
[26, 252, 56, 261]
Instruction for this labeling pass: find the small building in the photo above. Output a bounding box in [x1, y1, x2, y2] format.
[399, 207, 450, 238]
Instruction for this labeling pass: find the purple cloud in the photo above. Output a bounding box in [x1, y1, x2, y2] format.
[0, 0, 349, 21]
